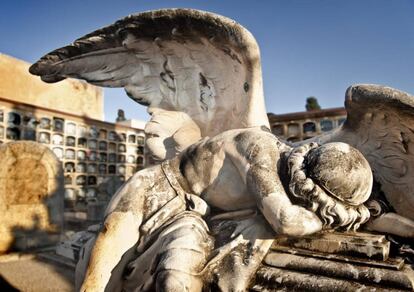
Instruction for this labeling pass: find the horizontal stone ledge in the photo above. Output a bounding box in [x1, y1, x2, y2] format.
[272, 231, 390, 261]
[270, 245, 404, 270]
[264, 252, 414, 290]
[253, 266, 407, 292]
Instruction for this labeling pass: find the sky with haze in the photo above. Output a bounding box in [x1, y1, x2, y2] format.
[1, 0, 413, 122]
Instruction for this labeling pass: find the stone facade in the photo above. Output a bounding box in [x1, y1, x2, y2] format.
[0, 97, 149, 224]
[0, 53, 103, 120]
[0, 53, 152, 225]
[0, 141, 64, 253]
[267, 107, 347, 142]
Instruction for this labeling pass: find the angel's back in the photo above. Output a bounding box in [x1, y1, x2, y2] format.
[177, 127, 289, 211]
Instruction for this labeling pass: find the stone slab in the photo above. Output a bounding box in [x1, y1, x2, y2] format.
[270, 244, 404, 271]
[253, 266, 404, 292]
[264, 251, 414, 290]
[0, 141, 64, 253]
[272, 231, 390, 261]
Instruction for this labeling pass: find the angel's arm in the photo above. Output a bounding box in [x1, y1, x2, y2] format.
[242, 137, 322, 236]
[365, 212, 414, 238]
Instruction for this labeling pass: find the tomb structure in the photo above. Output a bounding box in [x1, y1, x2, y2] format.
[0, 53, 152, 226]
[0, 141, 64, 253]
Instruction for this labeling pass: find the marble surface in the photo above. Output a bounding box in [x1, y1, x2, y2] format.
[29, 8, 414, 292]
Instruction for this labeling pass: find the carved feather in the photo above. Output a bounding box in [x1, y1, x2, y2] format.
[29, 9, 269, 160]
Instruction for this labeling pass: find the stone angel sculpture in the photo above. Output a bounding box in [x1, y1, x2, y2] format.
[29, 8, 414, 291]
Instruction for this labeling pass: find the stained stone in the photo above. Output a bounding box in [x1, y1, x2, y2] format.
[253, 266, 404, 292]
[272, 231, 390, 261]
[27, 7, 414, 292]
[6, 158, 48, 205]
[0, 141, 64, 253]
[257, 231, 414, 291]
[270, 244, 404, 271]
[263, 252, 414, 290]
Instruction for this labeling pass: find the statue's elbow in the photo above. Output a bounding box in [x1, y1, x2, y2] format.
[278, 225, 308, 237]
[277, 220, 322, 237]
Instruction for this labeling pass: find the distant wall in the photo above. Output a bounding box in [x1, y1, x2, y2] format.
[0, 53, 104, 120]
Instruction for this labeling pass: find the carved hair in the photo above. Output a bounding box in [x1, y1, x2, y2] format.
[287, 143, 370, 231]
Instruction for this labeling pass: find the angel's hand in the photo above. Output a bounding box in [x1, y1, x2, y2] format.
[145, 108, 201, 160]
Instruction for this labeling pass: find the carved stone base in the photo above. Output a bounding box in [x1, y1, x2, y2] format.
[252, 231, 414, 291]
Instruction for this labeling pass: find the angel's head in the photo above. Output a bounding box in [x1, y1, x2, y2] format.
[287, 142, 372, 231]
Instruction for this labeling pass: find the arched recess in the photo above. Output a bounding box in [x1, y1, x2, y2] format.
[0, 141, 64, 253]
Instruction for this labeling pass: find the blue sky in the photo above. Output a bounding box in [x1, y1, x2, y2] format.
[1, 0, 413, 122]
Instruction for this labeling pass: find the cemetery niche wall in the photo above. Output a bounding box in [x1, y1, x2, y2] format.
[0, 53, 152, 227]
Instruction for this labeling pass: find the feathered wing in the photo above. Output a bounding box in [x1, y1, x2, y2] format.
[29, 8, 269, 160]
[304, 84, 414, 220]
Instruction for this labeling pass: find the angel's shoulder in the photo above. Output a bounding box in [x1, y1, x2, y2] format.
[208, 127, 284, 154]
[233, 127, 281, 145]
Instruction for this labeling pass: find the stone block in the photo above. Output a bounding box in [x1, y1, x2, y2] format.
[0, 141, 64, 253]
[264, 252, 414, 290]
[253, 266, 405, 292]
[272, 231, 390, 261]
[255, 231, 414, 291]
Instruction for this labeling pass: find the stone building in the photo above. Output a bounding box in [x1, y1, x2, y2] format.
[267, 107, 347, 142]
[0, 53, 150, 224]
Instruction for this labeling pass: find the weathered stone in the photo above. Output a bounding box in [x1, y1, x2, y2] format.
[0, 53, 103, 120]
[27, 7, 414, 292]
[270, 244, 404, 271]
[264, 252, 414, 290]
[6, 158, 48, 205]
[272, 231, 390, 261]
[253, 266, 404, 292]
[0, 141, 64, 253]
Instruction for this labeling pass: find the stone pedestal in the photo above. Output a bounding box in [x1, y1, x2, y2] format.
[252, 231, 414, 291]
[0, 141, 64, 253]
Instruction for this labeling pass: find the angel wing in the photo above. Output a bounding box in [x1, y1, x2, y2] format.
[303, 84, 414, 221]
[29, 8, 269, 160]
